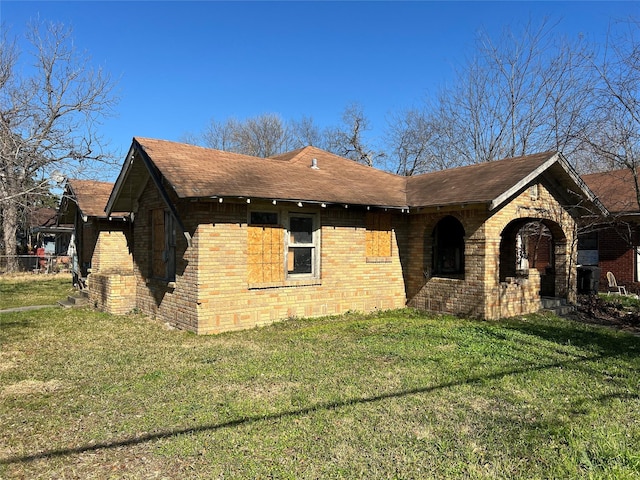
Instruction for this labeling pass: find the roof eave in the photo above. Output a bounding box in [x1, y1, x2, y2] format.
[208, 195, 409, 211]
[487, 153, 609, 216]
[553, 153, 609, 216]
[488, 154, 559, 211]
[105, 141, 137, 216]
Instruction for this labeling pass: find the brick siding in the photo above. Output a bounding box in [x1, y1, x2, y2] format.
[406, 182, 576, 320]
[597, 226, 639, 294]
[91, 179, 579, 332]
[88, 228, 136, 314]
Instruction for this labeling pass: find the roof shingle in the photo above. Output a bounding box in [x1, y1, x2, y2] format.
[108, 138, 594, 214]
[582, 168, 639, 214]
[66, 179, 123, 218]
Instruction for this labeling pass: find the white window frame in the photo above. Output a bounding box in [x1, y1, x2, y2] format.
[285, 212, 320, 280]
[248, 209, 320, 282]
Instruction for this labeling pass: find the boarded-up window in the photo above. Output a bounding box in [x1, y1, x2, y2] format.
[151, 208, 176, 280]
[248, 213, 284, 284]
[366, 212, 392, 258]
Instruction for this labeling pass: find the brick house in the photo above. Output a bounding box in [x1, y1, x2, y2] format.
[581, 169, 640, 293]
[58, 179, 129, 284]
[93, 137, 603, 333]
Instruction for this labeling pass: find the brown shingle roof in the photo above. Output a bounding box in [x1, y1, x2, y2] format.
[134, 138, 407, 207]
[66, 179, 122, 217]
[407, 151, 558, 207]
[107, 138, 599, 215]
[582, 168, 639, 214]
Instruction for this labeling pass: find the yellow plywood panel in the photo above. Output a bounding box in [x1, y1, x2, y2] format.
[365, 231, 375, 257]
[269, 262, 284, 283]
[378, 230, 392, 257]
[247, 225, 285, 284]
[248, 262, 263, 284]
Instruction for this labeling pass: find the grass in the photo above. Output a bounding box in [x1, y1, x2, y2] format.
[1, 280, 639, 478]
[0, 274, 74, 309]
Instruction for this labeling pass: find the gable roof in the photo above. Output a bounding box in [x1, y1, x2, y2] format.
[106, 137, 604, 216]
[59, 179, 127, 222]
[108, 138, 406, 211]
[408, 152, 555, 208]
[581, 168, 639, 214]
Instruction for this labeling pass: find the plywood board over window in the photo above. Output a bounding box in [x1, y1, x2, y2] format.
[247, 225, 284, 284]
[366, 212, 392, 258]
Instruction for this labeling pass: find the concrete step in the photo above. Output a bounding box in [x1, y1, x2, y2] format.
[540, 297, 575, 316]
[58, 291, 89, 309]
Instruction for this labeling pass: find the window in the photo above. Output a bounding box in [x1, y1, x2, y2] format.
[432, 216, 465, 277]
[287, 215, 317, 277]
[365, 212, 392, 258]
[577, 231, 599, 266]
[250, 211, 278, 225]
[530, 184, 539, 200]
[248, 210, 319, 284]
[151, 208, 176, 280]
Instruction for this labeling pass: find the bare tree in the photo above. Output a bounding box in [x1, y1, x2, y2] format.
[325, 102, 383, 167]
[186, 114, 301, 158]
[0, 21, 117, 272]
[385, 107, 460, 175]
[587, 18, 640, 209]
[235, 113, 292, 158]
[289, 115, 325, 150]
[415, 19, 596, 169]
[199, 117, 242, 152]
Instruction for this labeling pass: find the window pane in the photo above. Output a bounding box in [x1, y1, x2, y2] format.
[288, 247, 312, 274]
[578, 232, 598, 250]
[250, 212, 278, 225]
[290, 216, 313, 244]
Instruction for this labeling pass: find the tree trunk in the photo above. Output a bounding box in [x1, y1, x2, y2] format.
[2, 200, 19, 273]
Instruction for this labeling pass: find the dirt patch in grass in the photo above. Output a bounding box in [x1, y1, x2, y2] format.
[569, 294, 640, 335]
[1, 379, 67, 397]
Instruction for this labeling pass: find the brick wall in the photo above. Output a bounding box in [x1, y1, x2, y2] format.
[191, 202, 407, 334]
[89, 272, 136, 315]
[597, 226, 639, 293]
[88, 228, 136, 314]
[91, 178, 579, 331]
[406, 182, 577, 320]
[123, 180, 407, 333]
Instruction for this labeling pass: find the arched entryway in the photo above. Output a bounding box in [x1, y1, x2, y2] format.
[499, 218, 567, 297]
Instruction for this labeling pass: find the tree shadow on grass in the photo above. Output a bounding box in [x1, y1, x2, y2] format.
[502, 315, 640, 360]
[0, 352, 612, 466]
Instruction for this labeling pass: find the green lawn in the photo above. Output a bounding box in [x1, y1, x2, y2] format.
[1, 282, 639, 478]
[0, 274, 74, 309]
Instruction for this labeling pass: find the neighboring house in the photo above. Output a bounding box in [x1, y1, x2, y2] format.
[26, 207, 73, 256]
[581, 168, 640, 293]
[58, 179, 129, 283]
[92, 137, 604, 334]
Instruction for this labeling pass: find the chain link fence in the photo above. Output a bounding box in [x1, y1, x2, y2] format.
[0, 255, 72, 275]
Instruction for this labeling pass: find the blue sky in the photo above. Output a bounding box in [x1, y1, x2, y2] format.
[2, 1, 639, 181]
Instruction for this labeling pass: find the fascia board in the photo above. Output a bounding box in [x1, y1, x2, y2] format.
[488, 154, 559, 211]
[105, 142, 137, 216]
